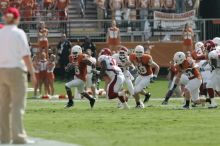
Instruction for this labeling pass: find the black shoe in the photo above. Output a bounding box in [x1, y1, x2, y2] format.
[65, 100, 74, 108]
[143, 92, 151, 103]
[182, 104, 190, 109]
[90, 98, 96, 108]
[191, 103, 197, 107]
[162, 100, 168, 105]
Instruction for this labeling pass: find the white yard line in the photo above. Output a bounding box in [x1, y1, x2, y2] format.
[2, 138, 80, 146]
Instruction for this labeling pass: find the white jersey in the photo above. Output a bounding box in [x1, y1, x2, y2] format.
[98, 55, 123, 78]
[87, 56, 96, 74]
[208, 50, 220, 69]
[198, 60, 211, 83]
[112, 53, 130, 72]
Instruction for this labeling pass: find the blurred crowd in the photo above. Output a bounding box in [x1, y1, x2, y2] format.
[0, 0, 69, 21]
[94, 0, 200, 20]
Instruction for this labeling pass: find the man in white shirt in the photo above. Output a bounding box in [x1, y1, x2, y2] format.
[0, 7, 36, 144]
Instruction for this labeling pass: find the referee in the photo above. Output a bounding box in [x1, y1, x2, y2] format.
[0, 7, 36, 144]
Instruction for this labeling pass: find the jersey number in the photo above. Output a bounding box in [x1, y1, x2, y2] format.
[185, 69, 194, 78]
[75, 66, 80, 75]
[137, 65, 147, 74]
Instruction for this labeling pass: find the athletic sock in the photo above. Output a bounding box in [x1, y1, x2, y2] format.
[81, 92, 93, 101]
[207, 88, 214, 98]
[185, 100, 190, 106]
[206, 98, 211, 104]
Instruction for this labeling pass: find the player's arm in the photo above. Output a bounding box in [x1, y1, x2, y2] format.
[99, 60, 107, 80]
[151, 61, 160, 78]
[162, 72, 181, 103]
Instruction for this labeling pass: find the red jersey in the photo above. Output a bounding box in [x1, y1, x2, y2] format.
[176, 58, 201, 80]
[129, 53, 153, 76]
[69, 54, 88, 81]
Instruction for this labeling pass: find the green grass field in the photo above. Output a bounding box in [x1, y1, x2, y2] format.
[25, 79, 220, 146]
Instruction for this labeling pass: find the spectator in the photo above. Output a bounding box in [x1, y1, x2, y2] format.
[9, 0, 21, 9]
[55, 0, 69, 20]
[95, 0, 106, 29]
[43, 0, 53, 9]
[38, 21, 49, 58]
[21, 0, 34, 21]
[0, 0, 10, 11]
[162, 0, 176, 13]
[0, 7, 36, 144]
[81, 36, 97, 57]
[109, 0, 124, 21]
[149, 0, 162, 10]
[182, 23, 194, 52]
[106, 19, 121, 52]
[185, 0, 200, 13]
[138, 0, 150, 23]
[57, 33, 71, 79]
[176, 0, 185, 13]
[125, 0, 137, 21]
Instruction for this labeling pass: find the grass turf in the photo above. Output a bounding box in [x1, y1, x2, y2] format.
[25, 79, 220, 146]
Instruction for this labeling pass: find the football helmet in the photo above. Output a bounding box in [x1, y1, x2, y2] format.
[195, 42, 204, 50]
[173, 52, 186, 65]
[204, 40, 216, 52]
[208, 50, 218, 59]
[100, 48, 112, 56]
[135, 45, 144, 58]
[119, 46, 128, 62]
[71, 45, 82, 59]
[213, 37, 220, 46]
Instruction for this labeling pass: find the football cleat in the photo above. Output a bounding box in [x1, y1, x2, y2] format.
[65, 100, 74, 108]
[89, 98, 96, 108]
[143, 92, 151, 103]
[208, 103, 218, 109]
[135, 101, 145, 109]
[162, 100, 168, 105]
[182, 104, 190, 109]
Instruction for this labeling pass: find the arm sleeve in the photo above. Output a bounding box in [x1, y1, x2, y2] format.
[17, 30, 31, 57]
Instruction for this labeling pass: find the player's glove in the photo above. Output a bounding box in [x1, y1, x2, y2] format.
[65, 63, 74, 72]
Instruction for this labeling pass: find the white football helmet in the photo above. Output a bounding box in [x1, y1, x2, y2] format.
[173, 52, 186, 65]
[195, 42, 204, 49]
[135, 45, 144, 58]
[208, 50, 218, 59]
[71, 45, 82, 58]
[119, 46, 128, 62]
[213, 37, 220, 46]
[195, 42, 204, 54]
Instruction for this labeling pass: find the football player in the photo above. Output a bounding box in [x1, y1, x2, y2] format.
[162, 52, 208, 109]
[112, 46, 134, 96]
[65, 45, 96, 108]
[98, 48, 129, 109]
[85, 49, 98, 99]
[205, 40, 219, 108]
[130, 45, 159, 108]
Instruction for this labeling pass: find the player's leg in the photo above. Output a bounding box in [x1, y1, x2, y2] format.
[78, 81, 96, 108]
[206, 74, 218, 108]
[184, 78, 202, 109]
[133, 75, 151, 108]
[65, 77, 83, 108]
[0, 84, 11, 144]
